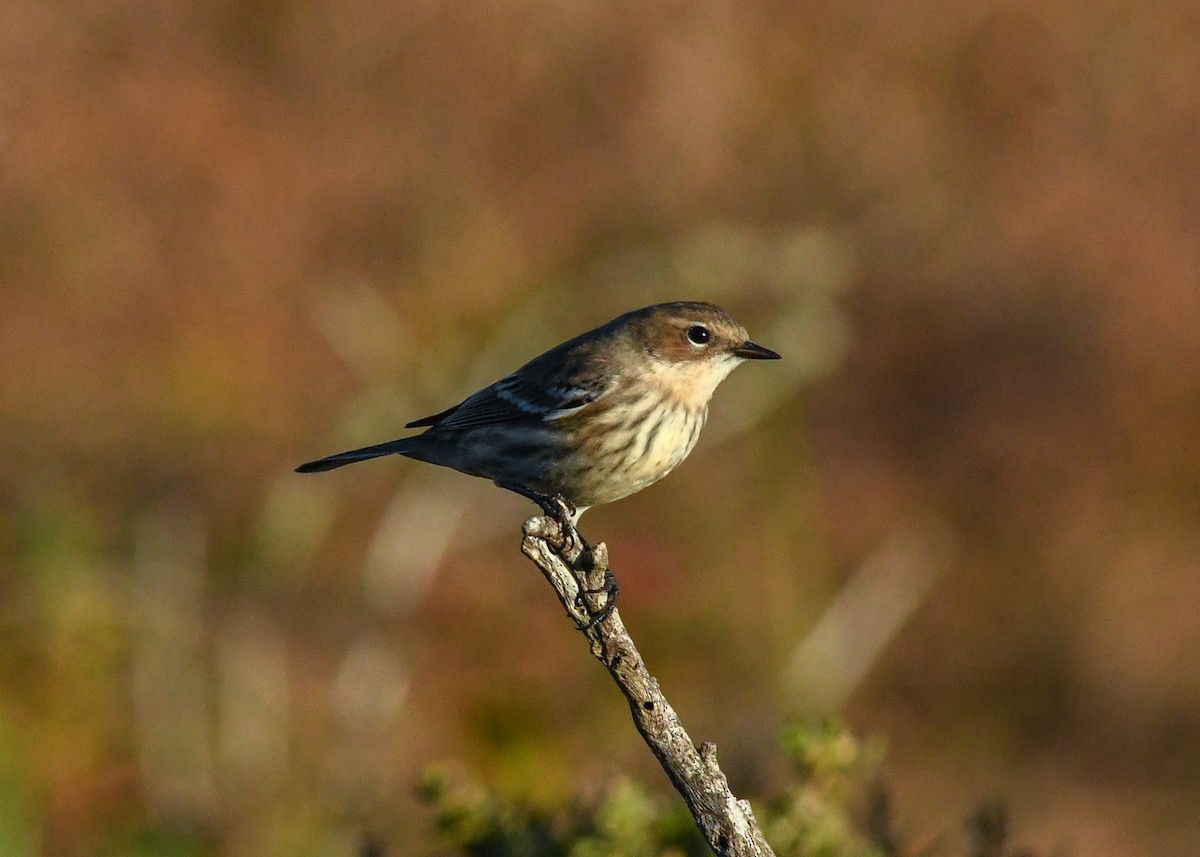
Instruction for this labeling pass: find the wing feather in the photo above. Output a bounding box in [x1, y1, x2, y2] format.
[407, 373, 608, 430]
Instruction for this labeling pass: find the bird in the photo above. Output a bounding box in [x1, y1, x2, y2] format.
[297, 301, 780, 522]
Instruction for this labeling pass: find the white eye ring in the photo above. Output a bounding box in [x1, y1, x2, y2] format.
[686, 324, 710, 346]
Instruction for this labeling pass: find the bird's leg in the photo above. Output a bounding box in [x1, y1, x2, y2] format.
[498, 482, 586, 553]
[570, 541, 617, 627]
[577, 568, 618, 628]
[499, 481, 610, 624]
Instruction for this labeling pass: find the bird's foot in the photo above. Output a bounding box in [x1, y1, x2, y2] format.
[499, 483, 585, 554]
[574, 568, 618, 629]
[540, 494, 587, 556]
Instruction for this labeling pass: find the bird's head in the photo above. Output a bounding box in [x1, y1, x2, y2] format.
[621, 301, 780, 407]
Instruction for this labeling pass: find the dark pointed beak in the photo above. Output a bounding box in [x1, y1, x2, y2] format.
[733, 340, 781, 360]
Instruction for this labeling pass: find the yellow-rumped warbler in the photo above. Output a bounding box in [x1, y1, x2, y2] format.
[297, 302, 779, 522]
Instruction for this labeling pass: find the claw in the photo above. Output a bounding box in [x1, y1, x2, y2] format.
[498, 480, 611, 625]
[544, 495, 587, 555]
[579, 569, 618, 629]
[497, 483, 584, 551]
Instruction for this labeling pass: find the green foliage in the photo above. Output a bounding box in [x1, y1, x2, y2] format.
[418, 762, 709, 857]
[419, 719, 892, 857]
[765, 720, 891, 857]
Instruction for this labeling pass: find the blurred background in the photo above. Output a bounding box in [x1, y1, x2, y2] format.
[2, 0, 1199, 854]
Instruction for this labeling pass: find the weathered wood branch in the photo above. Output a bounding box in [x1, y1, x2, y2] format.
[520, 515, 776, 857]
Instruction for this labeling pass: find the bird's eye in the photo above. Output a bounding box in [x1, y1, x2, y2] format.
[686, 324, 710, 346]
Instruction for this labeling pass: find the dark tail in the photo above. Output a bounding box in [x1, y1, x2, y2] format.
[295, 437, 414, 473]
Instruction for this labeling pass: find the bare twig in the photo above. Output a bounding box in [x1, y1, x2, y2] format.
[520, 516, 776, 857]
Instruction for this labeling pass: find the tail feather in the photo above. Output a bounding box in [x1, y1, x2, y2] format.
[295, 438, 413, 473]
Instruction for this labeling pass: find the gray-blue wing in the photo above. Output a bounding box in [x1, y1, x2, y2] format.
[406, 373, 608, 430]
